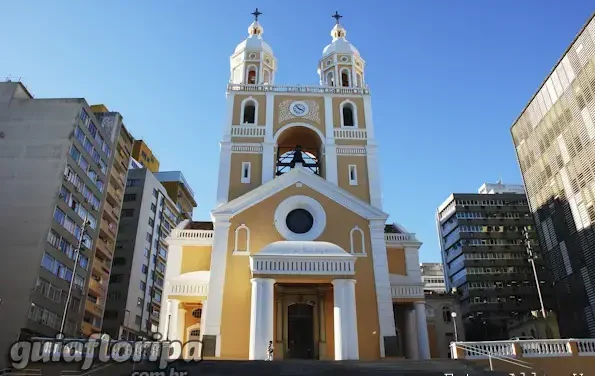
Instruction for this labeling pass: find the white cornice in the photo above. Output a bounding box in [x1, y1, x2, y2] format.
[212, 164, 389, 221]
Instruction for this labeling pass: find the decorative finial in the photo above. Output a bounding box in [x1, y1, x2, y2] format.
[332, 11, 342, 24]
[252, 8, 262, 21]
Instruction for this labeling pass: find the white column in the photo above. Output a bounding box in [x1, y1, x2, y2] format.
[366, 144, 383, 209]
[262, 91, 275, 184]
[332, 279, 359, 360]
[414, 302, 431, 359]
[177, 307, 186, 343]
[202, 220, 231, 356]
[222, 92, 235, 142]
[323, 96, 338, 185]
[369, 219, 396, 358]
[362, 95, 376, 141]
[404, 246, 422, 279]
[248, 278, 275, 360]
[199, 300, 207, 340]
[215, 142, 232, 207]
[158, 299, 170, 339]
[167, 299, 180, 340]
[262, 142, 275, 184]
[405, 308, 419, 359]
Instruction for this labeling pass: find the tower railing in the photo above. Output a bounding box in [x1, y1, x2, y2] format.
[227, 83, 370, 95]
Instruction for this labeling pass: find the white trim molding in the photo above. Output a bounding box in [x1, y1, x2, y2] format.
[339, 99, 359, 128]
[230, 125, 266, 137]
[336, 146, 366, 156]
[274, 195, 326, 241]
[241, 162, 251, 184]
[240, 96, 259, 125]
[215, 141, 232, 207]
[250, 241, 356, 276]
[348, 164, 358, 186]
[349, 226, 366, 256]
[211, 164, 388, 222]
[233, 224, 250, 255]
[232, 143, 263, 154]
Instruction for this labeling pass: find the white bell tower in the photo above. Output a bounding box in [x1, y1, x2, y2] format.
[317, 11, 366, 88]
[229, 8, 277, 85]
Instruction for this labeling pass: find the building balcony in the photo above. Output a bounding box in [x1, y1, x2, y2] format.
[96, 236, 114, 260]
[81, 321, 100, 336]
[100, 217, 117, 238]
[106, 183, 123, 206]
[88, 279, 107, 296]
[85, 299, 104, 318]
[92, 259, 109, 279]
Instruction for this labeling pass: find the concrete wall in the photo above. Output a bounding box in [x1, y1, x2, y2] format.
[0, 83, 82, 367]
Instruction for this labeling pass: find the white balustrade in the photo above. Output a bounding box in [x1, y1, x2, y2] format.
[390, 284, 424, 299]
[169, 280, 209, 296]
[227, 83, 370, 95]
[336, 146, 367, 156]
[385, 233, 414, 242]
[250, 257, 355, 276]
[452, 339, 595, 359]
[461, 341, 515, 359]
[520, 339, 572, 357]
[576, 339, 595, 355]
[170, 229, 214, 240]
[232, 144, 263, 153]
[230, 126, 266, 137]
[334, 128, 368, 140]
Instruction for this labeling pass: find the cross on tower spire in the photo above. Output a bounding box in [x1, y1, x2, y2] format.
[332, 11, 342, 24]
[251, 8, 262, 21]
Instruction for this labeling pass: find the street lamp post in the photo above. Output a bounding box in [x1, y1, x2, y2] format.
[59, 217, 91, 338]
[451, 311, 459, 342]
[523, 227, 547, 319]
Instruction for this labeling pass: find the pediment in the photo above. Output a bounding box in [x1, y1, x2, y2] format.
[212, 164, 388, 221]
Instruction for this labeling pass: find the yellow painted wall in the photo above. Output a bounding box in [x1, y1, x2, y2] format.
[386, 247, 407, 275]
[232, 94, 266, 126]
[132, 140, 160, 172]
[182, 303, 202, 343]
[228, 153, 263, 201]
[336, 155, 370, 203]
[218, 184, 381, 360]
[332, 97, 366, 128]
[180, 246, 212, 274]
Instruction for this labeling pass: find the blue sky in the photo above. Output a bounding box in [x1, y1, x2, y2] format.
[1, 1, 593, 262]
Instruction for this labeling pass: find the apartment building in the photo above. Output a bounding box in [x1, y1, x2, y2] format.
[421, 262, 447, 293]
[154, 171, 197, 220]
[510, 13, 595, 338]
[436, 182, 551, 341]
[131, 140, 159, 172]
[80, 105, 134, 336]
[0, 81, 126, 365]
[103, 167, 187, 339]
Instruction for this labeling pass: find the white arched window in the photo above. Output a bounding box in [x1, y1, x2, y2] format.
[263, 69, 270, 85]
[326, 71, 335, 87]
[246, 65, 257, 84]
[356, 73, 363, 87]
[340, 100, 358, 127]
[349, 226, 366, 255]
[340, 69, 351, 87]
[234, 224, 250, 255]
[240, 97, 258, 125]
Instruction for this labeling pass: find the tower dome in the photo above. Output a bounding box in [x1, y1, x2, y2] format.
[229, 8, 277, 86]
[318, 12, 366, 88]
[322, 23, 360, 57]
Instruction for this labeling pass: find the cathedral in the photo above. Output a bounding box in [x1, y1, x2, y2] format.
[159, 10, 431, 361]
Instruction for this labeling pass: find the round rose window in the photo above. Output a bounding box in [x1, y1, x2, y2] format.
[285, 209, 314, 234]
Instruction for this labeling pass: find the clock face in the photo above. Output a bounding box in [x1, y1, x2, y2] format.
[290, 101, 309, 117]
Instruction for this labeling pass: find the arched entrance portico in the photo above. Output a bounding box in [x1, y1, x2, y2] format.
[248, 241, 359, 361]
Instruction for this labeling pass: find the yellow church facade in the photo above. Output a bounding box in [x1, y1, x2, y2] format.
[159, 12, 431, 361]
